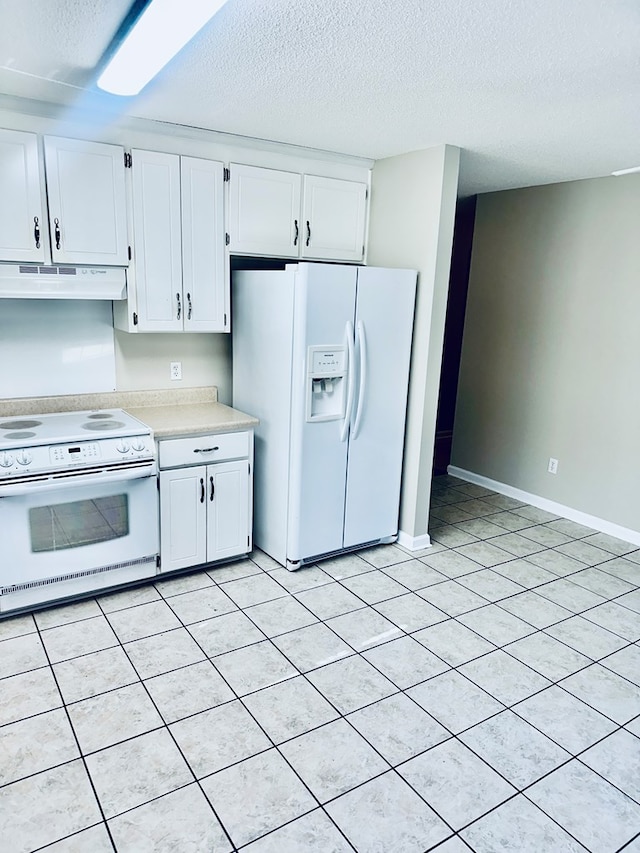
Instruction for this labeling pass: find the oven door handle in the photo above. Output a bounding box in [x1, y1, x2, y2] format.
[0, 464, 157, 497]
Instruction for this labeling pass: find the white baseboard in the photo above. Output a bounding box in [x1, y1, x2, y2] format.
[447, 466, 640, 547]
[397, 530, 432, 551]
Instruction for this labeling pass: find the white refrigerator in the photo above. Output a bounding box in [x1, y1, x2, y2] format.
[232, 262, 416, 570]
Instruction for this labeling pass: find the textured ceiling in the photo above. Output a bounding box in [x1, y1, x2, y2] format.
[0, 0, 638, 195]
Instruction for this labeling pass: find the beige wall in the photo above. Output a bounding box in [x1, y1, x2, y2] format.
[115, 331, 232, 403]
[368, 145, 460, 542]
[452, 174, 640, 532]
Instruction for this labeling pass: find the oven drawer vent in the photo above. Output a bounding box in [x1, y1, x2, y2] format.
[0, 556, 157, 596]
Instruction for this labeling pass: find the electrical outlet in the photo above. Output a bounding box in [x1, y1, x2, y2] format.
[170, 362, 182, 381]
[548, 457, 559, 474]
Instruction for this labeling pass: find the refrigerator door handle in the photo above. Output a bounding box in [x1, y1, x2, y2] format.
[352, 320, 367, 439]
[340, 320, 356, 442]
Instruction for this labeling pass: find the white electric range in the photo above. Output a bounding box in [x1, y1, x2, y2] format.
[0, 409, 159, 614]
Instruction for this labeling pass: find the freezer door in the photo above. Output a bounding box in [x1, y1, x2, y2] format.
[343, 266, 417, 547]
[287, 263, 357, 563]
[232, 270, 296, 566]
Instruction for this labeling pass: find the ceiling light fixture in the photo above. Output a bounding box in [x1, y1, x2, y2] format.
[611, 165, 640, 176]
[97, 0, 230, 97]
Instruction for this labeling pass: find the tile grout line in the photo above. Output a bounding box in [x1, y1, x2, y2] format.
[91, 591, 240, 853]
[1, 481, 639, 850]
[32, 610, 118, 853]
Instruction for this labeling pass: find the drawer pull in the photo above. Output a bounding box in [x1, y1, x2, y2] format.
[194, 447, 219, 454]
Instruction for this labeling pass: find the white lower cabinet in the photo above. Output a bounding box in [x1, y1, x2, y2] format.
[159, 432, 253, 572]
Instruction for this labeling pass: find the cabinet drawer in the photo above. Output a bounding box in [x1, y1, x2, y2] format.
[159, 431, 250, 468]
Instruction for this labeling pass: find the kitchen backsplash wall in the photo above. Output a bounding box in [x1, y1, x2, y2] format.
[0, 300, 116, 398]
[115, 330, 232, 404]
[0, 301, 232, 404]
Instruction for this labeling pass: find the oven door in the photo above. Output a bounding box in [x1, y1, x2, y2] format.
[0, 465, 159, 607]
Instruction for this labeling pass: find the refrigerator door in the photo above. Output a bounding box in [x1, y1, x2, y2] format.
[343, 266, 417, 547]
[232, 270, 296, 565]
[287, 263, 357, 564]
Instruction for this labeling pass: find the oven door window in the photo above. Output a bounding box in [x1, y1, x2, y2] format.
[29, 494, 129, 553]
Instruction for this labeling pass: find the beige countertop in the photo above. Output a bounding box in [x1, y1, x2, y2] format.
[125, 400, 258, 439]
[0, 387, 258, 438]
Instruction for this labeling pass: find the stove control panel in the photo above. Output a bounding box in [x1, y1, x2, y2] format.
[51, 443, 101, 464]
[0, 435, 154, 478]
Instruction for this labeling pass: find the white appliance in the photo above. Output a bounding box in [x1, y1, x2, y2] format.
[0, 409, 158, 614]
[233, 262, 416, 570]
[0, 264, 127, 300]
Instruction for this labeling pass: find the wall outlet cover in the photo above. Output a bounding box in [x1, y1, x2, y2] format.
[170, 361, 182, 381]
[548, 457, 559, 474]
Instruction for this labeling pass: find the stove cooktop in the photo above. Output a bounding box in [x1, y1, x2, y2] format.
[0, 409, 150, 450]
[0, 409, 155, 479]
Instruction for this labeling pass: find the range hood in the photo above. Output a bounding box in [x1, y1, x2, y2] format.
[0, 264, 127, 300]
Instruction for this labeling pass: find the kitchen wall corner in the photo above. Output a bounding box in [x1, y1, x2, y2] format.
[368, 144, 460, 542]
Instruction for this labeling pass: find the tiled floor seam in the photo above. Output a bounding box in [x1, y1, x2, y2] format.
[29, 824, 115, 853]
[440, 636, 640, 734]
[178, 597, 462, 847]
[32, 618, 120, 853]
[118, 592, 384, 850]
[78, 603, 239, 852]
[617, 831, 640, 853]
[2, 479, 639, 851]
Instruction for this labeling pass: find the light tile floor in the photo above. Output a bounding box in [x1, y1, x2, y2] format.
[1, 474, 640, 851]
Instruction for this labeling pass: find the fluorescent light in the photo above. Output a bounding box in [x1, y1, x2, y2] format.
[611, 165, 640, 176]
[97, 0, 230, 96]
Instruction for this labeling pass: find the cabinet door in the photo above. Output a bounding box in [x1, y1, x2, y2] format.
[301, 175, 367, 262]
[0, 129, 46, 263]
[160, 467, 207, 572]
[131, 150, 183, 331]
[181, 157, 227, 332]
[228, 164, 301, 257]
[206, 460, 250, 562]
[43, 136, 128, 266]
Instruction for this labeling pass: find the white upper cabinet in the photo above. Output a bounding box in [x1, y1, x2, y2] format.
[227, 163, 301, 257]
[228, 164, 368, 262]
[118, 149, 227, 333]
[130, 149, 183, 332]
[181, 156, 226, 332]
[43, 136, 128, 266]
[301, 175, 368, 262]
[0, 129, 46, 263]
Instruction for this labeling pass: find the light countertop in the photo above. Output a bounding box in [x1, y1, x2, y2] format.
[0, 387, 258, 438]
[125, 400, 258, 439]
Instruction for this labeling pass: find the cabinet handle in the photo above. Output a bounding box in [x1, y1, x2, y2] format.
[306, 220, 311, 247]
[187, 292, 192, 320]
[200, 477, 205, 503]
[294, 219, 299, 246]
[33, 216, 40, 249]
[209, 475, 214, 501]
[54, 218, 61, 250]
[176, 292, 181, 320]
[193, 446, 219, 454]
